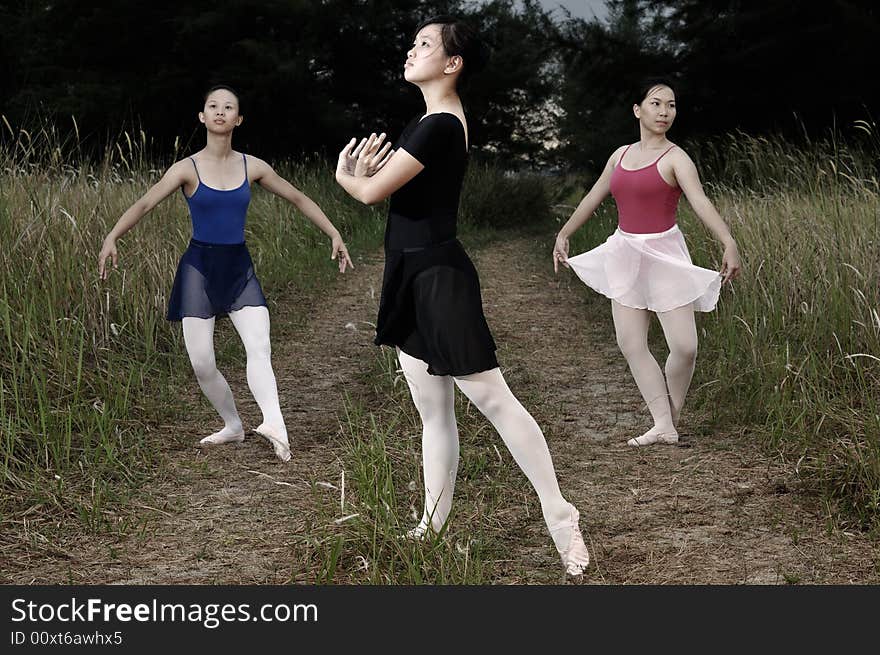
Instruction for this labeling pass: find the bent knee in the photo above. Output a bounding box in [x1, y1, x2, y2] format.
[246, 341, 272, 361]
[467, 390, 508, 421]
[189, 357, 217, 380]
[670, 339, 698, 362]
[616, 335, 649, 360]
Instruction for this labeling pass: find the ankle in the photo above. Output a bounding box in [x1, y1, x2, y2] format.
[547, 503, 577, 544]
[544, 502, 575, 532]
[256, 422, 288, 442]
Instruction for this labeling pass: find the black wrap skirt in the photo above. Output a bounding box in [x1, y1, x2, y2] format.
[375, 239, 498, 376]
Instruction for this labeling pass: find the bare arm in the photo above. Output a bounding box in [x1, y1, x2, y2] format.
[98, 160, 191, 279]
[552, 147, 622, 273]
[671, 150, 742, 283]
[249, 156, 354, 272]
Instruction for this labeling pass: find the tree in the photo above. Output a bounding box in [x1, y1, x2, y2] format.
[556, 0, 674, 170]
[554, 0, 880, 172]
[0, 0, 563, 163]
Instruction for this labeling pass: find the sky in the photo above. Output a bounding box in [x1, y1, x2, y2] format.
[467, 1, 609, 23]
[538, 0, 609, 22]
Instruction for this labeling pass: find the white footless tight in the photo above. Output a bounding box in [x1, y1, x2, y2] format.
[182, 305, 287, 444]
[397, 349, 573, 550]
[611, 300, 697, 444]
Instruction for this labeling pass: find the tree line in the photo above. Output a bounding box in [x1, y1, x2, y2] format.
[1, 0, 875, 170]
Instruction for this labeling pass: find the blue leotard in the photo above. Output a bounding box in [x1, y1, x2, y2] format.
[184, 154, 250, 244]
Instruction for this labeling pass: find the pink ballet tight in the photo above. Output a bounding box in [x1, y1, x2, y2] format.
[611, 300, 697, 445]
[182, 306, 289, 454]
[397, 349, 576, 553]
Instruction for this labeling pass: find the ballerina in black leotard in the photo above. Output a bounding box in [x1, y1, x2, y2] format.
[335, 15, 589, 576]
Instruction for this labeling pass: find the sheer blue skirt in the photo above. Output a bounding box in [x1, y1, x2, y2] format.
[167, 239, 267, 321]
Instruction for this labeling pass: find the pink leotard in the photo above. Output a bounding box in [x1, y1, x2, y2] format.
[609, 144, 681, 234]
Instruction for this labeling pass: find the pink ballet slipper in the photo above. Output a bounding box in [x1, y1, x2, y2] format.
[549, 503, 590, 576]
[627, 427, 679, 447]
[253, 423, 291, 462]
[198, 429, 245, 445]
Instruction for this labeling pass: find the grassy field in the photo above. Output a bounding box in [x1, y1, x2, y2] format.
[2, 118, 877, 584]
[0, 122, 551, 553]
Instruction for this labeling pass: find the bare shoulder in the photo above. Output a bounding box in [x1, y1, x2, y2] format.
[665, 145, 705, 190]
[608, 144, 629, 168]
[167, 157, 193, 172]
[668, 144, 696, 166]
[245, 154, 270, 169]
[245, 154, 274, 178]
[163, 158, 197, 182]
[245, 155, 271, 168]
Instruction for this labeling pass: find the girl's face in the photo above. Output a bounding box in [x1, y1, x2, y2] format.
[199, 90, 242, 133]
[634, 85, 676, 135]
[404, 24, 461, 84]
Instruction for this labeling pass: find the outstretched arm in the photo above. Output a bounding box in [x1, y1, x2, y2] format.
[552, 147, 621, 273]
[98, 160, 191, 279]
[671, 150, 742, 284]
[249, 156, 354, 272]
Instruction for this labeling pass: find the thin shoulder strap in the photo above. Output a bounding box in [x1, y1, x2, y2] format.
[241, 152, 248, 175]
[188, 156, 202, 182]
[617, 144, 634, 167]
[655, 144, 677, 164]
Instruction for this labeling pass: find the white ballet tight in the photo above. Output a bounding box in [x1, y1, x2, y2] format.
[397, 349, 573, 549]
[182, 305, 287, 444]
[611, 300, 697, 443]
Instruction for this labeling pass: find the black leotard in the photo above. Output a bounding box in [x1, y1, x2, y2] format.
[374, 113, 498, 376]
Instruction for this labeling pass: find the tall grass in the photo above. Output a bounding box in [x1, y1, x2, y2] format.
[459, 162, 554, 230]
[567, 127, 880, 530]
[0, 117, 386, 528]
[688, 129, 880, 530]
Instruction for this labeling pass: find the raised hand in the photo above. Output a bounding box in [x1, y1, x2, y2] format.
[337, 138, 359, 177]
[353, 132, 394, 177]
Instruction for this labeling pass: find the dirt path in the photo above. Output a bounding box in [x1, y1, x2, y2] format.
[8, 232, 877, 584]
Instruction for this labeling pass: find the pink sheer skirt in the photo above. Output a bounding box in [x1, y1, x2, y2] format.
[566, 225, 721, 312]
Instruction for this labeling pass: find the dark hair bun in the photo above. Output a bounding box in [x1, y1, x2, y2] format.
[415, 15, 490, 84]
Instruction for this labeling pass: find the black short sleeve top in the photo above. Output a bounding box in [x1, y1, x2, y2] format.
[385, 113, 468, 251]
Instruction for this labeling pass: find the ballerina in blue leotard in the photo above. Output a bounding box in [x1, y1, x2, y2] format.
[99, 85, 354, 462]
